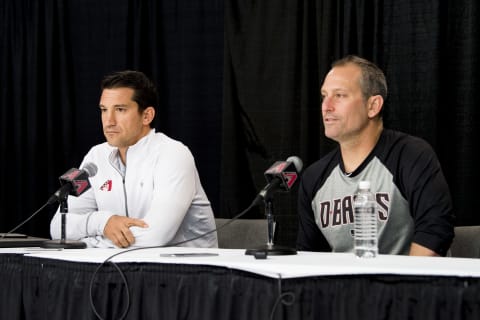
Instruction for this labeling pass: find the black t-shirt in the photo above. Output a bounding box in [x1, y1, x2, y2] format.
[297, 129, 454, 256]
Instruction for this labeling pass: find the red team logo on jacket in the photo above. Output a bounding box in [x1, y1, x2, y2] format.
[100, 180, 112, 191]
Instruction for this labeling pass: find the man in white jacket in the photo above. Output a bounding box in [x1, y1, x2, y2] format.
[50, 70, 218, 248]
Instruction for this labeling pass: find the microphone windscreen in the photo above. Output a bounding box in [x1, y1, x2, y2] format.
[286, 156, 303, 172]
[82, 163, 98, 177]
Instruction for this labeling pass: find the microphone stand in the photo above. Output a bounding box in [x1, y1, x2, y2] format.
[42, 187, 86, 249]
[245, 197, 297, 256]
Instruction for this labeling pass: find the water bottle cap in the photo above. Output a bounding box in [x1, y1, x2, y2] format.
[359, 181, 371, 189]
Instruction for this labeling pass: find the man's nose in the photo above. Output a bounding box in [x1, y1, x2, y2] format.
[103, 110, 116, 125]
[322, 96, 333, 112]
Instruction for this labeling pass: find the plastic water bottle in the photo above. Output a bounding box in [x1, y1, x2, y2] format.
[353, 180, 378, 258]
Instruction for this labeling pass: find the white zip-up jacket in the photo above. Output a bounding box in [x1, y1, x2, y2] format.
[50, 129, 218, 248]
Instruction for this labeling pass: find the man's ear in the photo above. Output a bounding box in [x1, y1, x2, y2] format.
[367, 95, 383, 118]
[143, 106, 155, 125]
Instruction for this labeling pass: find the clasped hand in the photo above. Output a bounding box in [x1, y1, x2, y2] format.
[103, 215, 148, 248]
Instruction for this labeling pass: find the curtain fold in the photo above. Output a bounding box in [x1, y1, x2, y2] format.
[222, 0, 480, 247]
[0, 0, 223, 237]
[1, 0, 479, 244]
[2, 254, 479, 320]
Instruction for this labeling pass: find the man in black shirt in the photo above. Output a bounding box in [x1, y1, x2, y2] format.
[297, 55, 454, 256]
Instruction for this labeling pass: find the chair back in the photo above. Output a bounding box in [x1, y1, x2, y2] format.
[215, 218, 268, 249]
[449, 226, 480, 258]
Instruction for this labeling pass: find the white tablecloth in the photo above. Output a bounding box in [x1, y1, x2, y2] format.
[2, 246, 479, 279]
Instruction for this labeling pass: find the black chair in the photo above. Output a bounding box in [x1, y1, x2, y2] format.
[215, 218, 268, 249]
[449, 226, 480, 258]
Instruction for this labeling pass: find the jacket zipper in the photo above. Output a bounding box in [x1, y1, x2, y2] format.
[109, 153, 129, 217]
[122, 175, 129, 217]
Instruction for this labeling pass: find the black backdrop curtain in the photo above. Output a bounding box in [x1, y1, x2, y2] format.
[0, 0, 224, 238]
[222, 0, 480, 245]
[1, 1, 479, 246]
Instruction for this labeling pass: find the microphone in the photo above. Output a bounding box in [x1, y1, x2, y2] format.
[254, 156, 303, 205]
[47, 163, 98, 205]
[43, 162, 97, 249]
[246, 156, 303, 256]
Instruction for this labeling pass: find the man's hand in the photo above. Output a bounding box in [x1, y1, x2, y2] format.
[409, 242, 440, 256]
[103, 215, 148, 248]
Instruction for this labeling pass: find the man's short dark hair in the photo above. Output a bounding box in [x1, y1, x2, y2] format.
[332, 55, 388, 101]
[101, 70, 159, 113]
